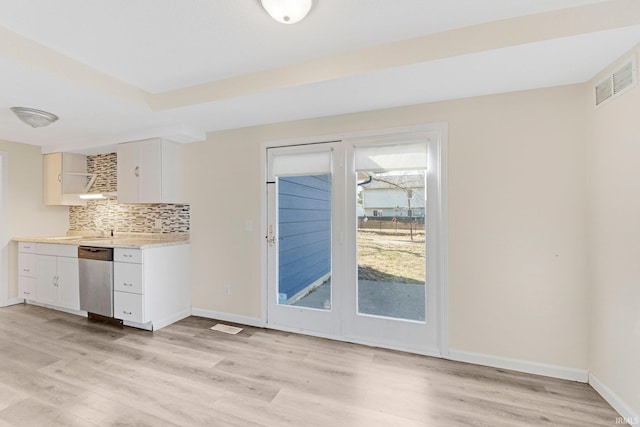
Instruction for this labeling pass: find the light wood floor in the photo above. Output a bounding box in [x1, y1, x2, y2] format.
[0, 304, 619, 426]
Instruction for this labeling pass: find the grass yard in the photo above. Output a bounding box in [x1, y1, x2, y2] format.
[357, 229, 425, 284]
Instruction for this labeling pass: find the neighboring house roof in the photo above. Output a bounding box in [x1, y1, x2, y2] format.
[361, 174, 425, 211]
[361, 174, 425, 190]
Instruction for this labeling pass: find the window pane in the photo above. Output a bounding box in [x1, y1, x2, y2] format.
[357, 170, 426, 321]
[277, 174, 332, 310]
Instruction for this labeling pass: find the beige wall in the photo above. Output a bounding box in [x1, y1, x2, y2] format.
[587, 47, 640, 415]
[185, 83, 589, 371]
[1, 140, 69, 300]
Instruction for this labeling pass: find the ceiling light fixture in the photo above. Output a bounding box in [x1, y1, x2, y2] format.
[10, 107, 59, 128]
[261, 0, 313, 24]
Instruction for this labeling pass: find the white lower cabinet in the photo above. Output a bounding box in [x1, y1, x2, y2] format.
[18, 243, 37, 300]
[114, 291, 144, 323]
[55, 256, 80, 310]
[35, 255, 58, 305]
[18, 242, 80, 311]
[114, 244, 190, 331]
[18, 276, 36, 300]
[17, 241, 189, 330]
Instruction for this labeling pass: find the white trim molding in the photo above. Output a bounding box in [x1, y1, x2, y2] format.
[191, 307, 265, 328]
[448, 349, 589, 383]
[2, 298, 25, 307]
[590, 373, 640, 425]
[0, 152, 8, 308]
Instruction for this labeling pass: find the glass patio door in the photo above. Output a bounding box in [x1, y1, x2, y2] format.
[266, 130, 445, 355]
[266, 143, 343, 335]
[343, 136, 442, 355]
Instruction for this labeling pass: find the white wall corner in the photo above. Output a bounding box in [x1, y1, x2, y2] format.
[448, 349, 589, 383]
[589, 373, 640, 424]
[191, 307, 265, 328]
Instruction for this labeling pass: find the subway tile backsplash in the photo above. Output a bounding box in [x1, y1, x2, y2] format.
[68, 153, 190, 234]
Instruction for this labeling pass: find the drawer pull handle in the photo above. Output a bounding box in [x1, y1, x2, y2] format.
[23, 268, 30, 272]
[23, 292, 30, 295]
[123, 283, 133, 287]
[123, 310, 132, 315]
[123, 254, 132, 258]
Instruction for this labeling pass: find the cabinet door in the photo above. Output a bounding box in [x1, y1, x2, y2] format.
[114, 291, 145, 323]
[137, 139, 162, 203]
[114, 262, 143, 294]
[43, 153, 62, 205]
[36, 255, 57, 305]
[18, 276, 36, 300]
[160, 140, 184, 203]
[57, 257, 80, 310]
[117, 142, 139, 203]
[18, 253, 36, 277]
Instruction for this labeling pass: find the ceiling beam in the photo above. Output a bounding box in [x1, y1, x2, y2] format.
[148, 0, 640, 111]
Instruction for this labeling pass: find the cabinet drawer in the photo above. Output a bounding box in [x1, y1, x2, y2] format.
[18, 242, 36, 253]
[18, 253, 36, 277]
[114, 248, 142, 263]
[37, 243, 78, 257]
[114, 291, 144, 323]
[114, 262, 143, 294]
[18, 276, 36, 299]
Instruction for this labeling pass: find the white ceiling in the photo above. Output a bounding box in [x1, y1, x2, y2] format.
[1, 0, 639, 153]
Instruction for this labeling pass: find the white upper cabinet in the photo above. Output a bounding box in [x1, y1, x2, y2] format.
[43, 152, 88, 206]
[117, 138, 184, 204]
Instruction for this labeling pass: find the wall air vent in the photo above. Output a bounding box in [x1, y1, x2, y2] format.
[595, 55, 637, 107]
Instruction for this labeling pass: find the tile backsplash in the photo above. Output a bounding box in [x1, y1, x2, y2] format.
[68, 153, 190, 234]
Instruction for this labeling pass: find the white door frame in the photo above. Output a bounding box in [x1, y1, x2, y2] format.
[260, 123, 449, 357]
[0, 151, 9, 307]
[265, 142, 344, 336]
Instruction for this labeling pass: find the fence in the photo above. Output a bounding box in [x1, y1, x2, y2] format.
[358, 217, 424, 232]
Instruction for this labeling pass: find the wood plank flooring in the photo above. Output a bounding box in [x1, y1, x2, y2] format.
[0, 304, 620, 426]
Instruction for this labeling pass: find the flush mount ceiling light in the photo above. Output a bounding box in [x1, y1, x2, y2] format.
[261, 0, 313, 24]
[10, 107, 59, 128]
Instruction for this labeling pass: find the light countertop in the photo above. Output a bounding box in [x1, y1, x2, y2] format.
[13, 233, 190, 249]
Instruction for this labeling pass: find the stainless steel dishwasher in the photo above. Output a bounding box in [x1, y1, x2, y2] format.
[78, 246, 114, 318]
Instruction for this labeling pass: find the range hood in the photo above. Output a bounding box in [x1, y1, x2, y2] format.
[78, 174, 117, 199]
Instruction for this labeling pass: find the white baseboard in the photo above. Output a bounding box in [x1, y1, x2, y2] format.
[25, 300, 87, 317]
[448, 349, 589, 383]
[590, 373, 640, 424]
[191, 307, 265, 328]
[2, 297, 25, 307]
[152, 308, 192, 331]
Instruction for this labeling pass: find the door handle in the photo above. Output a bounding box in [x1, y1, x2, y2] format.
[266, 225, 276, 246]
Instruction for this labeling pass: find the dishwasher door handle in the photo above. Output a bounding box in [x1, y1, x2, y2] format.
[78, 246, 114, 261]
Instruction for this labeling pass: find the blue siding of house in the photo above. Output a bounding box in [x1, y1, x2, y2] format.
[278, 174, 331, 301]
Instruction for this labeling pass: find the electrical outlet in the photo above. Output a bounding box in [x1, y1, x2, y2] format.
[153, 219, 162, 232]
[223, 284, 231, 296]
